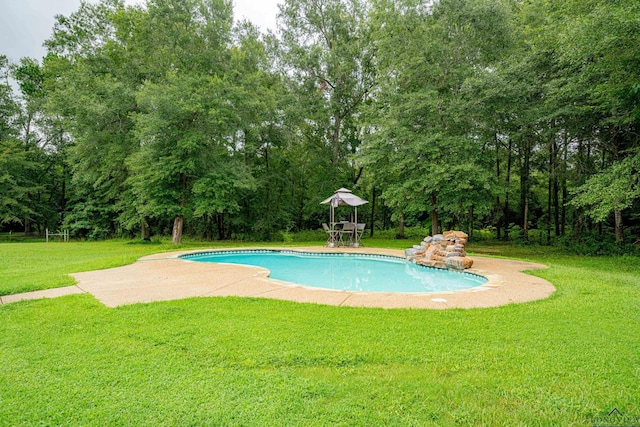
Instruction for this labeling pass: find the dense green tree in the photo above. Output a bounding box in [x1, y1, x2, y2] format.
[361, 0, 512, 236]
[43, 0, 142, 238]
[552, 0, 640, 241]
[130, 72, 255, 243]
[0, 56, 51, 232]
[276, 0, 374, 224]
[14, 58, 71, 234]
[0, 68, 36, 225]
[225, 23, 296, 238]
[2, 0, 637, 245]
[571, 149, 640, 241]
[126, 0, 269, 244]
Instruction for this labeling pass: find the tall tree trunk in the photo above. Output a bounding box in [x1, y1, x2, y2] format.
[552, 136, 560, 237]
[561, 183, 567, 236]
[495, 135, 502, 239]
[553, 177, 560, 236]
[216, 213, 224, 240]
[172, 173, 187, 244]
[575, 137, 586, 239]
[264, 144, 271, 232]
[576, 213, 583, 239]
[503, 138, 512, 240]
[382, 205, 388, 230]
[332, 113, 341, 166]
[546, 135, 553, 245]
[614, 208, 623, 242]
[353, 167, 363, 187]
[612, 136, 623, 242]
[24, 217, 32, 236]
[468, 205, 474, 240]
[171, 215, 184, 244]
[523, 194, 529, 242]
[430, 194, 439, 236]
[547, 178, 552, 244]
[369, 186, 376, 237]
[141, 220, 150, 241]
[60, 162, 67, 223]
[561, 132, 568, 236]
[206, 215, 213, 241]
[398, 212, 405, 239]
[519, 133, 531, 232]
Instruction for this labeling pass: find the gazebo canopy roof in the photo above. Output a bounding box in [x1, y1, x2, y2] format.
[320, 188, 368, 207]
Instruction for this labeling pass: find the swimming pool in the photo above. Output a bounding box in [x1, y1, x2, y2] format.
[182, 250, 487, 293]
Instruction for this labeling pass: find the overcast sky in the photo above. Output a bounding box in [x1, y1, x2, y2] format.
[0, 0, 280, 64]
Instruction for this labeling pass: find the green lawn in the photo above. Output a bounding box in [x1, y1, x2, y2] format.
[0, 241, 638, 426]
[0, 239, 317, 296]
[0, 237, 418, 296]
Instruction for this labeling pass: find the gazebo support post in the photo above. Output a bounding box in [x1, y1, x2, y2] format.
[353, 207, 359, 247]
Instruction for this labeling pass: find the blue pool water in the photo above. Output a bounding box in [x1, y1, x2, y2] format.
[182, 250, 487, 293]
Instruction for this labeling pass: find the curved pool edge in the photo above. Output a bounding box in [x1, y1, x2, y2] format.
[179, 248, 489, 294]
[60, 246, 557, 309]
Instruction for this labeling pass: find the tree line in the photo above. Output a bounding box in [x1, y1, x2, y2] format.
[1, 0, 638, 247]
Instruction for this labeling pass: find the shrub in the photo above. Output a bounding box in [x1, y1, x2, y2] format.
[559, 234, 640, 256]
[472, 227, 496, 241]
[291, 229, 326, 242]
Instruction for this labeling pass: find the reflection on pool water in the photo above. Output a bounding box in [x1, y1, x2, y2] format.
[182, 250, 487, 293]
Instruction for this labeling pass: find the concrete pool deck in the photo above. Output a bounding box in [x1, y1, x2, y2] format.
[1, 247, 556, 309]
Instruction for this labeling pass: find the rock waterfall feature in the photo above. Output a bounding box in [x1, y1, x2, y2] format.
[405, 230, 473, 270]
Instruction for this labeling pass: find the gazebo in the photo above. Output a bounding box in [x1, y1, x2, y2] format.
[320, 188, 368, 247]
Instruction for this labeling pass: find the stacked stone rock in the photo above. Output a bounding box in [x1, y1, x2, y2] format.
[405, 230, 473, 270]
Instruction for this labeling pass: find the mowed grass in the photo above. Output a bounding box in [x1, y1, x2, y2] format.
[0, 239, 320, 296]
[0, 237, 419, 296]
[0, 241, 639, 426]
[0, 240, 173, 296]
